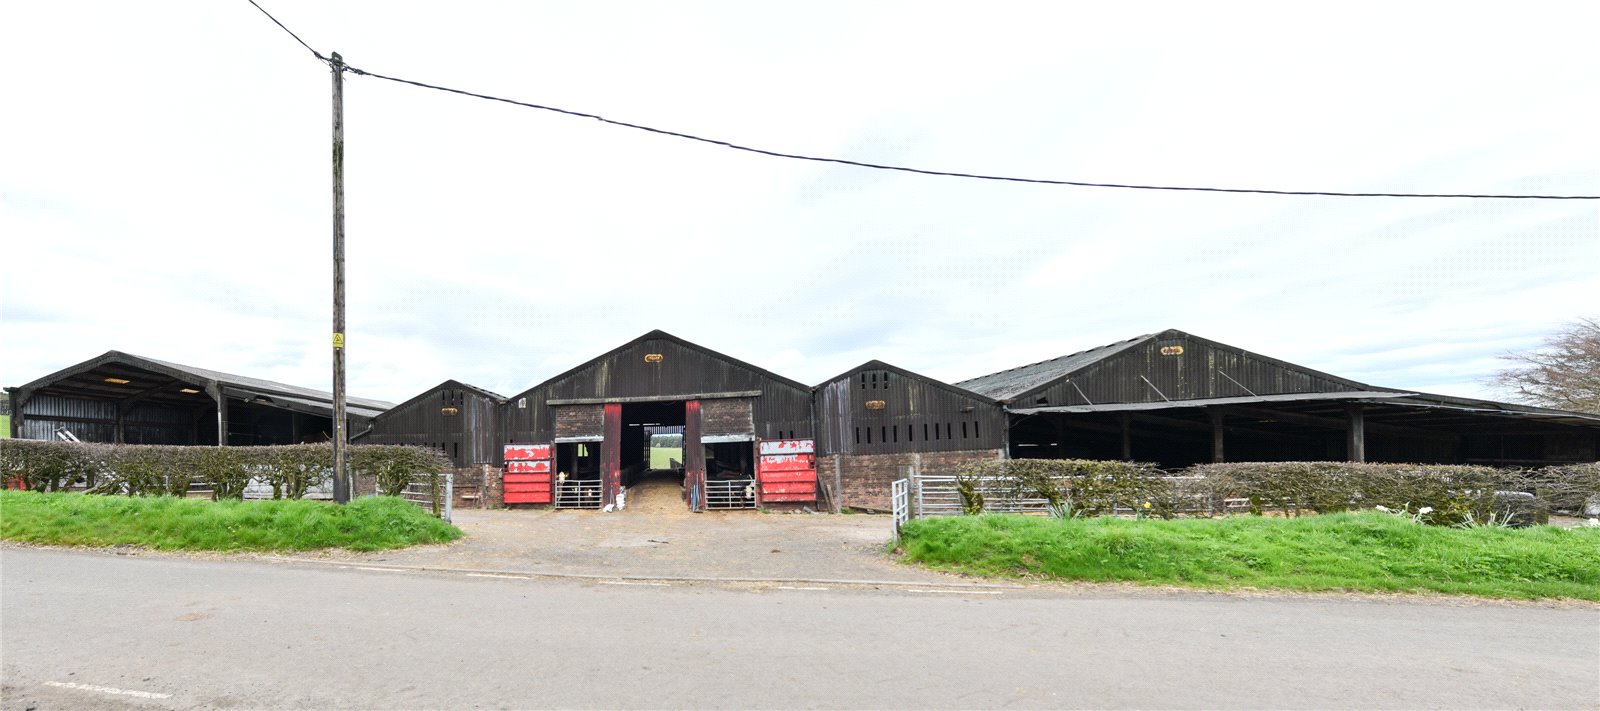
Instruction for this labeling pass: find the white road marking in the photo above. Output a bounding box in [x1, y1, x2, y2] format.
[907, 589, 1003, 595]
[598, 580, 669, 586]
[44, 681, 172, 700]
[776, 586, 830, 591]
[465, 573, 527, 579]
[353, 567, 405, 572]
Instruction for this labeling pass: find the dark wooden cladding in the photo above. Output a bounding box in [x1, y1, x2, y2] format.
[503, 331, 813, 444]
[815, 361, 1005, 456]
[1025, 332, 1365, 408]
[359, 380, 502, 466]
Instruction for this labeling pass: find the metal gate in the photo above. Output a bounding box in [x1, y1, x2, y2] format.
[891, 477, 909, 539]
[704, 478, 757, 509]
[554, 478, 603, 509]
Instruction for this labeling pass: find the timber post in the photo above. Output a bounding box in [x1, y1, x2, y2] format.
[331, 51, 350, 504]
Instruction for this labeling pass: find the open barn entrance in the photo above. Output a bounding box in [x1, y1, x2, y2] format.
[619, 400, 689, 510]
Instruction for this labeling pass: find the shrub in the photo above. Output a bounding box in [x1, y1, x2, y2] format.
[1188, 462, 1508, 526]
[351, 445, 450, 497]
[0, 439, 101, 492]
[0, 440, 448, 502]
[954, 459, 1174, 518]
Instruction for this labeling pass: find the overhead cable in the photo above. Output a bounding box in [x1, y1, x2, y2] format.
[248, 2, 1599, 201]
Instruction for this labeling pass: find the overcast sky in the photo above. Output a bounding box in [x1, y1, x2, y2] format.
[3, 1, 1596, 405]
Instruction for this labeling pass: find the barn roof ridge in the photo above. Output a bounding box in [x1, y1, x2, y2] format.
[956, 333, 1158, 401]
[11, 349, 394, 416]
[815, 359, 1000, 404]
[378, 379, 506, 416]
[511, 329, 811, 399]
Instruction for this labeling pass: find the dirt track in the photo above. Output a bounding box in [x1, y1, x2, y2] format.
[295, 475, 955, 583]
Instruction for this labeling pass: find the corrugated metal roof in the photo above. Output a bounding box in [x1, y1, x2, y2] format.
[13, 350, 394, 416]
[1008, 390, 1417, 414]
[133, 353, 394, 412]
[956, 334, 1156, 401]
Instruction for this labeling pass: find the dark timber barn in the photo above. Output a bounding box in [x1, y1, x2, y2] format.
[352, 380, 504, 467]
[501, 331, 814, 511]
[6, 351, 391, 445]
[960, 329, 1600, 468]
[814, 361, 1005, 509]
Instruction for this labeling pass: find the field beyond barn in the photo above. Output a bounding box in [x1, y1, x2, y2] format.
[897, 512, 1600, 600]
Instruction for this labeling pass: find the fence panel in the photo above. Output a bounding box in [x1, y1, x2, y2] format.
[705, 478, 757, 509]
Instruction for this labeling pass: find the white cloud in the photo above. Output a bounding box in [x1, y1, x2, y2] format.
[2, 1, 1595, 407]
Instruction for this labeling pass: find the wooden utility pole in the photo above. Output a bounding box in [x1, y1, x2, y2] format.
[331, 51, 350, 504]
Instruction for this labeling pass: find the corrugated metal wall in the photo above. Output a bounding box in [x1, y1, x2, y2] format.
[1026, 334, 1359, 407]
[503, 336, 812, 444]
[361, 383, 502, 466]
[18, 393, 200, 444]
[815, 365, 1005, 456]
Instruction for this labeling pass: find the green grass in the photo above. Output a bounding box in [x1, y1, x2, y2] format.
[898, 512, 1600, 600]
[0, 414, 9, 438]
[0, 490, 462, 552]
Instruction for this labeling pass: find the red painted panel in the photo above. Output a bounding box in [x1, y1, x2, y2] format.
[504, 482, 552, 494]
[760, 492, 817, 502]
[760, 482, 817, 495]
[757, 470, 815, 484]
[504, 491, 552, 504]
[504, 444, 551, 461]
[505, 460, 553, 474]
[502, 473, 550, 484]
[603, 403, 622, 505]
[758, 454, 813, 471]
[685, 399, 704, 513]
[759, 439, 814, 455]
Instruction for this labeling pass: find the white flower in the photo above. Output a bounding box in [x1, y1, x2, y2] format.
[1418, 507, 1434, 515]
[1374, 505, 1391, 513]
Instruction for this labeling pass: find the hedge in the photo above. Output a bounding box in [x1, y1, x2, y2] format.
[949, 459, 1599, 526]
[954, 459, 1177, 518]
[0, 440, 449, 500]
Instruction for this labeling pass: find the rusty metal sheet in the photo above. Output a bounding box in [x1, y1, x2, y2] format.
[505, 460, 552, 474]
[757, 470, 815, 484]
[504, 444, 551, 461]
[502, 473, 550, 484]
[760, 490, 816, 502]
[758, 454, 813, 471]
[760, 439, 814, 455]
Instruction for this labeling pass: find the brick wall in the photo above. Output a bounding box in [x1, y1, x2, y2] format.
[701, 397, 754, 435]
[825, 448, 1003, 511]
[554, 405, 603, 439]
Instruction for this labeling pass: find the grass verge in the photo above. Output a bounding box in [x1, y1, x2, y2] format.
[897, 511, 1600, 600]
[0, 490, 462, 552]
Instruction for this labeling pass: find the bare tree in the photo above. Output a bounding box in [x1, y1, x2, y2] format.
[1490, 317, 1600, 414]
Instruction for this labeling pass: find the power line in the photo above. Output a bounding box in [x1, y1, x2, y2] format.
[247, 0, 325, 61]
[249, 3, 1599, 201]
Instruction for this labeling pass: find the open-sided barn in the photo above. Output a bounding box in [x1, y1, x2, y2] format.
[5, 351, 391, 445]
[960, 329, 1600, 468]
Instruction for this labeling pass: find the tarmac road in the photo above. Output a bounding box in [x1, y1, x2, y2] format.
[2, 546, 1597, 710]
